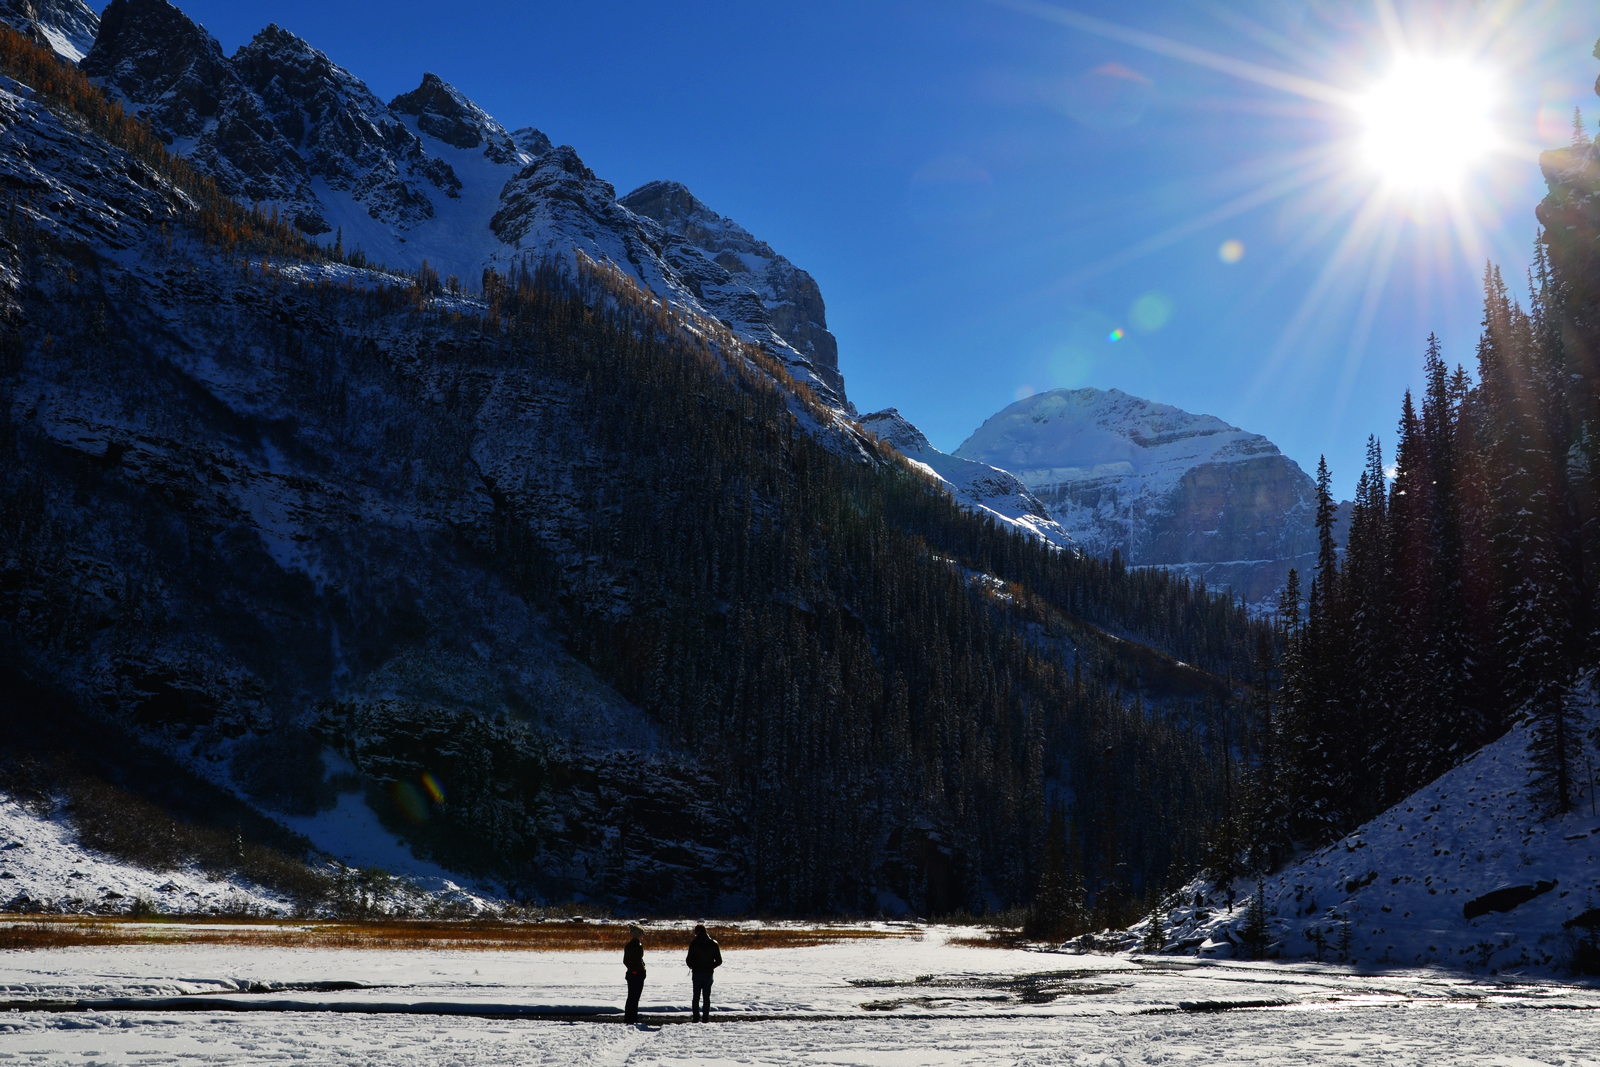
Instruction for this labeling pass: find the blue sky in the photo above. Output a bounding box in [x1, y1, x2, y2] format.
[174, 0, 1599, 497]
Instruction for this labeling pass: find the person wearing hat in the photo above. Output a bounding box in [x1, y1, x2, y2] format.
[622, 924, 646, 1024]
[684, 923, 722, 1022]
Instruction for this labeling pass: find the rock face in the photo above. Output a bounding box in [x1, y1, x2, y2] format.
[620, 180, 847, 404]
[66, 0, 851, 409]
[0, 0, 96, 61]
[82, 4, 512, 242]
[956, 388, 1317, 605]
[859, 409, 1071, 547]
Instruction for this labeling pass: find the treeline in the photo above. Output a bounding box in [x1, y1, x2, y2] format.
[1229, 226, 1600, 865]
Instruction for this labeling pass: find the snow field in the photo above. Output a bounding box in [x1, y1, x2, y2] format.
[2, 927, 1599, 1063]
[0, 796, 290, 918]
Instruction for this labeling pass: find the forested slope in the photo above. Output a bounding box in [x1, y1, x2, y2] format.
[0, 21, 1263, 918]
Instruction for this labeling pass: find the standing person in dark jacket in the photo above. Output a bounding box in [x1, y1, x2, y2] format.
[622, 924, 646, 1024]
[684, 923, 722, 1022]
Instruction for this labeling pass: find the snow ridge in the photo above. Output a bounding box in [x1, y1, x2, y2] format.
[860, 409, 1072, 547]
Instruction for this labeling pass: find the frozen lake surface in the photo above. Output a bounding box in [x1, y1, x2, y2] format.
[2, 925, 1598, 1064]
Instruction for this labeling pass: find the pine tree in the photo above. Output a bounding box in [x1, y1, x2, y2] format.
[1026, 803, 1077, 941]
[1297, 457, 1350, 844]
[1240, 880, 1269, 959]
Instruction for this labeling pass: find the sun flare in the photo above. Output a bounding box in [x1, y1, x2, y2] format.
[1355, 57, 1498, 191]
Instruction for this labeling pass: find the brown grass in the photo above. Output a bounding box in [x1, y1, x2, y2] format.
[0, 918, 913, 953]
[947, 929, 1030, 949]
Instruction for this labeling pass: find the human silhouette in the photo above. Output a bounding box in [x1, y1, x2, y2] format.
[622, 924, 646, 1024]
[684, 923, 723, 1022]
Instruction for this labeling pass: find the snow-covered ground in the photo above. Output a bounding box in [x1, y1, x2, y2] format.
[0, 796, 291, 917]
[1, 926, 1598, 1063]
[1129, 691, 1600, 973]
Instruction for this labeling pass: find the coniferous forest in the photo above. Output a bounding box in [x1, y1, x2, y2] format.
[1231, 89, 1600, 872]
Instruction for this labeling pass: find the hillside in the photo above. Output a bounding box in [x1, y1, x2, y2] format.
[75, 0, 848, 408]
[1132, 676, 1600, 974]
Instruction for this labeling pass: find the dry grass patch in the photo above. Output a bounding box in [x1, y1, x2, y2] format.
[947, 929, 1030, 949]
[0, 918, 914, 953]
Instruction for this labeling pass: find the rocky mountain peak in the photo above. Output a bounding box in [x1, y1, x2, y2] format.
[859, 408, 932, 455]
[80, 0, 234, 141]
[391, 73, 528, 166]
[621, 179, 777, 259]
[620, 179, 844, 404]
[510, 125, 552, 158]
[0, 0, 97, 61]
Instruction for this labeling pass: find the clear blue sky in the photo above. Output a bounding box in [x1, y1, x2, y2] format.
[171, 0, 1598, 498]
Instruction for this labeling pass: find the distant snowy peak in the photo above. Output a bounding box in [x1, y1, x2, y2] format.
[0, 0, 97, 62]
[956, 387, 1278, 480]
[861, 409, 1072, 548]
[621, 179, 847, 406]
[956, 387, 1315, 605]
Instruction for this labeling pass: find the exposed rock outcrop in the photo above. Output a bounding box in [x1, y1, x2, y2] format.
[0, 0, 96, 61]
[621, 179, 847, 406]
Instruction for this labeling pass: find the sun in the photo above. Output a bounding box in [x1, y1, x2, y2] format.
[1355, 57, 1499, 191]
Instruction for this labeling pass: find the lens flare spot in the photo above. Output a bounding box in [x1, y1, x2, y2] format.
[1106, 328, 1125, 343]
[1014, 384, 1035, 402]
[1218, 239, 1245, 264]
[1130, 292, 1173, 331]
[1057, 63, 1157, 130]
[420, 772, 445, 804]
[393, 780, 428, 823]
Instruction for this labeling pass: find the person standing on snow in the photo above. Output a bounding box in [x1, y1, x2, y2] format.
[684, 923, 722, 1022]
[622, 924, 647, 1024]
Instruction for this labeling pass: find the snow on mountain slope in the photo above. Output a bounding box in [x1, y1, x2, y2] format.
[0, 793, 292, 915]
[1130, 681, 1600, 973]
[956, 388, 1318, 604]
[81, 7, 541, 280]
[860, 409, 1071, 547]
[69, 0, 852, 410]
[0, 0, 96, 62]
[0, 68, 191, 271]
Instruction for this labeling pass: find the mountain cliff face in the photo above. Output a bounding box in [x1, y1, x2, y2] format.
[620, 180, 847, 405]
[859, 409, 1070, 547]
[956, 388, 1317, 605]
[73, 0, 849, 408]
[0, 0, 95, 61]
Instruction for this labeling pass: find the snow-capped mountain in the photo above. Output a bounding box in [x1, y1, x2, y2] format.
[860, 409, 1071, 547]
[72, 0, 849, 407]
[956, 388, 1318, 605]
[0, 0, 95, 61]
